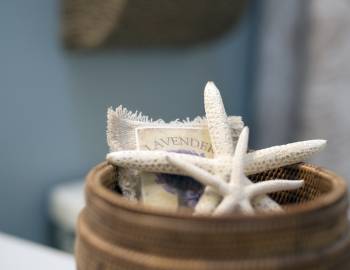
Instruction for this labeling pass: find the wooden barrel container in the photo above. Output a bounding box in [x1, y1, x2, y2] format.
[75, 162, 350, 269]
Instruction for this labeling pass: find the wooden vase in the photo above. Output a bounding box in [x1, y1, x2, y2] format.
[75, 162, 350, 269]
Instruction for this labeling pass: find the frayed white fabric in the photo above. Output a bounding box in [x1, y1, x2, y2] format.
[107, 106, 244, 152]
[107, 100, 244, 200]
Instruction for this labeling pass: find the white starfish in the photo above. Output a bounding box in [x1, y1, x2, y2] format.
[107, 82, 326, 214]
[166, 127, 304, 215]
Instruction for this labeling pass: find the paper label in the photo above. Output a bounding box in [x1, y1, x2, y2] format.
[136, 127, 213, 211]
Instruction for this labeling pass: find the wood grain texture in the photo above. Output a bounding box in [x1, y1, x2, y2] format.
[75, 162, 350, 269]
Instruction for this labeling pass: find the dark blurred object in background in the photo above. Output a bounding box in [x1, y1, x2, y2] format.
[62, 0, 247, 49]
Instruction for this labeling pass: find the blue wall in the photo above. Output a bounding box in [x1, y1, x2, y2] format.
[0, 0, 256, 244]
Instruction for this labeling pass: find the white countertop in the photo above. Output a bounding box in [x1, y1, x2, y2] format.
[0, 232, 74, 270]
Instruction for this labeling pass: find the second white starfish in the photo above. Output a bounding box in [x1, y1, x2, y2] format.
[167, 127, 304, 215]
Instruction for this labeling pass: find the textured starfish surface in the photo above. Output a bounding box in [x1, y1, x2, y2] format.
[167, 127, 304, 215]
[107, 82, 326, 214]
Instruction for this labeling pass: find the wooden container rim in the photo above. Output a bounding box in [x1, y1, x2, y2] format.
[86, 162, 347, 221]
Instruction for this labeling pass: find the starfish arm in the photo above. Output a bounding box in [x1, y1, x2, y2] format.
[244, 140, 327, 175]
[242, 177, 283, 211]
[230, 127, 249, 184]
[239, 200, 255, 214]
[204, 82, 234, 157]
[212, 196, 239, 216]
[213, 139, 327, 177]
[196, 82, 239, 215]
[107, 150, 218, 175]
[250, 194, 282, 211]
[106, 139, 326, 179]
[245, 179, 304, 198]
[166, 156, 229, 196]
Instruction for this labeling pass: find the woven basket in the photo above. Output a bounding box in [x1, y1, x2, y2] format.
[75, 162, 350, 269]
[62, 0, 247, 49]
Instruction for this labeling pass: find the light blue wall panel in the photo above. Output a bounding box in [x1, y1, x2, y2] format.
[0, 0, 256, 244]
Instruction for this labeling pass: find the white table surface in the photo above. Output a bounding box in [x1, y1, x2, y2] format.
[0, 232, 75, 270]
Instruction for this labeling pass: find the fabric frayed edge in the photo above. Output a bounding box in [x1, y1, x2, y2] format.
[107, 105, 244, 152]
[112, 105, 212, 125]
[109, 105, 243, 125]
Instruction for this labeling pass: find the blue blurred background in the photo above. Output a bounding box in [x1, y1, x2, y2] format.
[1, 0, 348, 248]
[0, 0, 258, 245]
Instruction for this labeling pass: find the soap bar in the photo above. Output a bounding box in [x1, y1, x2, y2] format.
[136, 127, 214, 211]
[141, 172, 178, 211]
